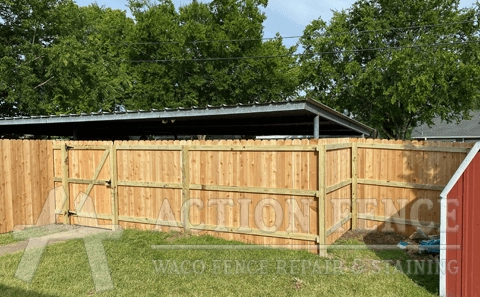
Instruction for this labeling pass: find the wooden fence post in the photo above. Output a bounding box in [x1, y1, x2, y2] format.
[110, 143, 119, 231]
[317, 145, 327, 257]
[351, 142, 358, 230]
[182, 146, 191, 235]
[61, 144, 70, 225]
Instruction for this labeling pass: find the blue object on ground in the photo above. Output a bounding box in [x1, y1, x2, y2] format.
[397, 241, 409, 249]
[419, 239, 440, 253]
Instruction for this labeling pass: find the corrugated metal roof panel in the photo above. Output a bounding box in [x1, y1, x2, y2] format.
[0, 99, 375, 137]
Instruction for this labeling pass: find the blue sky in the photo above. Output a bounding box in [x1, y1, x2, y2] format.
[74, 0, 478, 48]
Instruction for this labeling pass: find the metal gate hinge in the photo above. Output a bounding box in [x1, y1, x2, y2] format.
[64, 210, 76, 217]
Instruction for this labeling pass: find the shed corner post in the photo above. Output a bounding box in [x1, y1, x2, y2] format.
[439, 193, 447, 297]
[317, 144, 327, 257]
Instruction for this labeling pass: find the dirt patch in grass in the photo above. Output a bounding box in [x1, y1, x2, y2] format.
[165, 231, 189, 242]
[338, 229, 408, 245]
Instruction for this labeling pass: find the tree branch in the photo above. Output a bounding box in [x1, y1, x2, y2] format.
[34, 76, 54, 89]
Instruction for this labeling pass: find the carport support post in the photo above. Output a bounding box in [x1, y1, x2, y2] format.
[314, 115, 320, 138]
[317, 145, 327, 256]
[181, 146, 191, 235]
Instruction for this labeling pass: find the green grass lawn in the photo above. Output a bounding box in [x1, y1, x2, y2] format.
[0, 232, 16, 246]
[0, 229, 439, 297]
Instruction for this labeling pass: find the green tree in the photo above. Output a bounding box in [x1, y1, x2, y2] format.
[126, 0, 298, 109]
[1, 0, 298, 116]
[299, 0, 480, 139]
[43, 4, 133, 113]
[0, 0, 70, 116]
[125, 0, 186, 109]
[0, 0, 133, 116]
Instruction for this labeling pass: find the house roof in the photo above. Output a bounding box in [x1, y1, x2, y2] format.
[0, 99, 375, 139]
[411, 111, 480, 140]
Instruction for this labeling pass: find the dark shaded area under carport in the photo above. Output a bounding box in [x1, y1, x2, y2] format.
[0, 99, 375, 140]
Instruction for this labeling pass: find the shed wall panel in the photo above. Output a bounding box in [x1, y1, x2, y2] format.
[446, 152, 480, 297]
[461, 154, 480, 296]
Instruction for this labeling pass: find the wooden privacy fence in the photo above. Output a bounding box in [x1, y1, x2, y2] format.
[0, 138, 473, 255]
[0, 140, 54, 232]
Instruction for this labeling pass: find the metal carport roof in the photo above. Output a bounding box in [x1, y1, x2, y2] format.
[0, 99, 375, 139]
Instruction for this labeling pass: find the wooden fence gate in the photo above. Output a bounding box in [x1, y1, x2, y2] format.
[45, 138, 472, 255]
[53, 142, 118, 229]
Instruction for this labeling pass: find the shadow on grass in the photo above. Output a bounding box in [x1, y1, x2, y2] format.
[362, 232, 439, 296]
[0, 284, 57, 297]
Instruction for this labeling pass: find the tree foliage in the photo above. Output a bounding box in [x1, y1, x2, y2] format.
[0, 0, 133, 115]
[0, 0, 298, 116]
[299, 0, 480, 139]
[43, 4, 133, 113]
[0, 0, 68, 116]
[125, 0, 298, 109]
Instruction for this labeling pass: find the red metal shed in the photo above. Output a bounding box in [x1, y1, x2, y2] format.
[440, 142, 480, 296]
